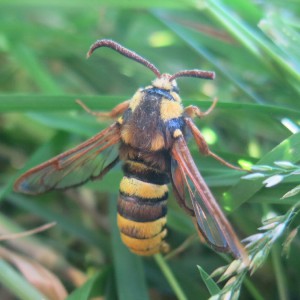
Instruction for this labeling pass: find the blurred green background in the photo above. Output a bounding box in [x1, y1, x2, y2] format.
[1, 1, 300, 299]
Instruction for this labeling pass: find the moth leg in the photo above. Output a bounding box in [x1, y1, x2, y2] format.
[185, 118, 244, 171]
[76, 99, 130, 119]
[184, 97, 218, 119]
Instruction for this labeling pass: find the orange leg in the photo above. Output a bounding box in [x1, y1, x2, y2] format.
[76, 99, 130, 119]
[185, 118, 244, 171]
[184, 97, 218, 119]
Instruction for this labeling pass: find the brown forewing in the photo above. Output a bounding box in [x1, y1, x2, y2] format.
[171, 135, 248, 264]
[14, 123, 121, 195]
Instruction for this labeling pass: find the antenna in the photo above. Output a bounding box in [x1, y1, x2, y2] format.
[87, 39, 161, 78]
[169, 70, 215, 81]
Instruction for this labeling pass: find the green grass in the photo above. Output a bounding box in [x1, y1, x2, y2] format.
[1, 1, 300, 299]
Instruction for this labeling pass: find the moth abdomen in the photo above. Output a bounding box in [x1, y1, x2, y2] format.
[117, 160, 170, 255]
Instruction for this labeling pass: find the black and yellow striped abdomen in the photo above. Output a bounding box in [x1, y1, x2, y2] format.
[117, 160, 170, 255]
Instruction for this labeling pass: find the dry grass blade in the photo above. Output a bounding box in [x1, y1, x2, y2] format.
[0, 217, 87, 288]
[0, 246, 68, 300]
[0, 222, 56, 241]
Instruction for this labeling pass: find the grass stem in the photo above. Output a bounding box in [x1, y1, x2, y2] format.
[154, 254, 187, 300]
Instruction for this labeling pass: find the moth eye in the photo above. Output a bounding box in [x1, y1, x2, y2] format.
[172, 86, 180, 93]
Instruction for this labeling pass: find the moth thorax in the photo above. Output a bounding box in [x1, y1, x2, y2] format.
[152, 73, 177, 91]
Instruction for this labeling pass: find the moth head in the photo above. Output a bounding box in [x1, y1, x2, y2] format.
[152, 73, 177, 91]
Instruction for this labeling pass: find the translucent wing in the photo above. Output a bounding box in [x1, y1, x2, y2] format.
[171, 135, 248, 263]
[14, 123, 121, 195]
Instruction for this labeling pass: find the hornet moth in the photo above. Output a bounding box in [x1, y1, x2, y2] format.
[14, 39, 248, 263]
